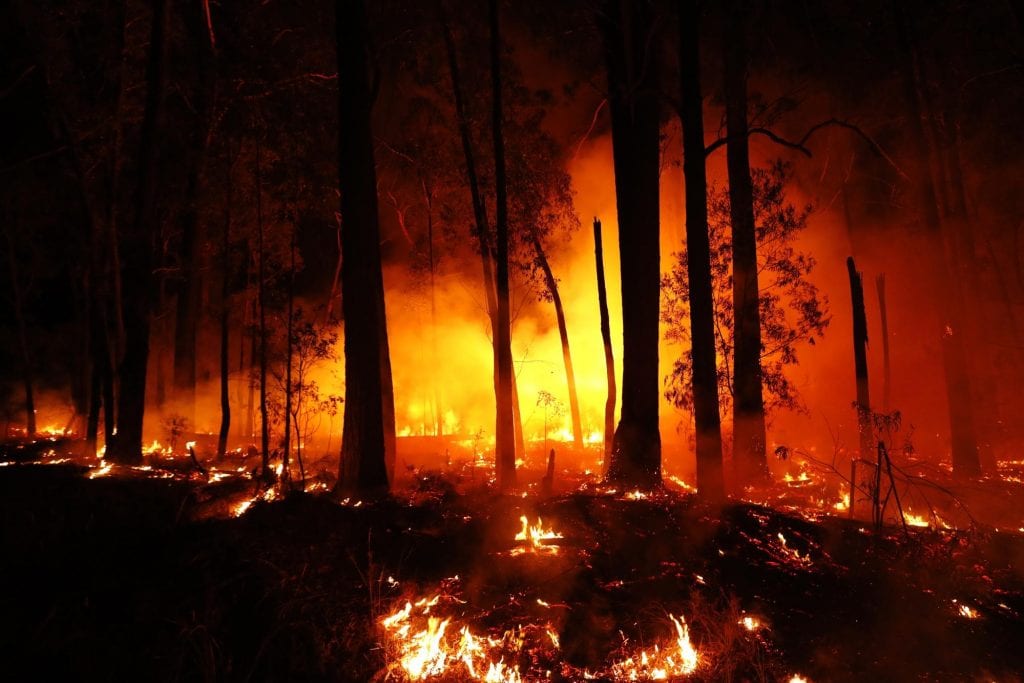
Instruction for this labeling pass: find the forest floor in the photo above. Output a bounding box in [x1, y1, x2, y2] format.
[1, 438, 1024, 682]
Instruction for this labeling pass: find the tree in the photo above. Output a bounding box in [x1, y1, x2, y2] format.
[677, 0, 724, 501]
[490, 0, 516, 489]
[107, 0, 170, 464]
[663, 162, 829, 426]
[601, 0, 662, 487]
[335, 0, 393, 495]
[891, 0, 980, 476]
[723, 0, 768, 484]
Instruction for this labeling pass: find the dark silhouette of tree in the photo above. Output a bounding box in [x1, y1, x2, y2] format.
[723, 0, 768, 484]
[107, 0, 170, 464]
[892, 0, 980, 476]
[335, 0, 393, 495]
[678, 0, 724, 501]
[601, 0, 662, 487]
[490, 0, 516, 489]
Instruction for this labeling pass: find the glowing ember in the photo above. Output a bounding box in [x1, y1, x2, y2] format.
[511, 516, 563, 556]
[88, 462, 113, 479]
[788, 675, 810, 683]
[776, 533, 813, 567]
[625, 490, 648, 500]
[953, 601, 979, 619]
[609, 614, 700, 680]
[739, 615, 762, 631]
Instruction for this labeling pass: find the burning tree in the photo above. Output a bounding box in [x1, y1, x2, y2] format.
[663, 161, 830, 432]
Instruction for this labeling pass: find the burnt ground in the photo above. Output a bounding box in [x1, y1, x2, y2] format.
[1, 458, 1023, 682]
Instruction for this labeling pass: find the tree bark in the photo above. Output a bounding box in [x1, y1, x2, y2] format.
[723, 0, 768, 484]
[531, 233, 584, 451]
[3, 226, 36, 437]
[217, 147, 231, 460]
[490, 0, 516, 489]
[107, 0, 170, 464]
[594, 218, 616, 467]
[255, 134, 272, 482]
[679, 0, 724, 501]
[335, 0, 392, 496]
[284, 226, 295, 485]
[601, 0, 662, 486]
[876, 275, 891, 412]
[847, 257, 873, 463]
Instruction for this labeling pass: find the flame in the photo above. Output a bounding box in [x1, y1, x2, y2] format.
[776, 533, 813, 567]
[953, 600, 979, 619]
[903, 513, 930, 528]
[739, 615, 762, 631]
[625, 490, 648, 500]
[511, 516, 563, 556]
[833, 486, 850, 512]
[88, 462, 113, 479]
[789, 675, 810, 683]
[610, 614, 700, 679]
[379, 593, 529, 682]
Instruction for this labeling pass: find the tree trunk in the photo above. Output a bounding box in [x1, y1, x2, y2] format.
[335, 0, 392, 496]
[531, 233, 584, 451]
[217, 148, 231, 460]
[594, 218, 616, 467]
[107, 0, 170, 464]
[892, 1, 980, 476]
[489, 0, 516, 489]
[425, 185, 443, 437]
[847, 257, 873, 463]
[255, 134, 272, 482]
[679, 0, 725, 501]
[723, 0, 768, 484]
[439, 0, 523, 472]
[283, 226, 295, 485]
[601, 0, 662, 486]
[876, 275, 891, 412]
[3, 226, 36, 437]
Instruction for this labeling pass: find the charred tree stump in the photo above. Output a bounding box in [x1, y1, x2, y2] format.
[541, 448, 556, 496]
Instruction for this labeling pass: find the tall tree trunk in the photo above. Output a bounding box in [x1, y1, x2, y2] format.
[255, 134, 271, 481]
[679, 0, 724, 501]
[594, 218, 616, 466]
[530, 233, 584, 451]
[876, 275, 892, 413]
[490, 0, 516, 489]
[847, 257, 873, 462]
[723, 0, 768, 484]
[335, 0, 392, 496]
[107, 0, 170, 464]
[601, 0, 662, 486]
[217, 148, 231, 460]
[283, 226, 295, 485]
[892, 1, 980, 476]
[3, 226, 36, 437]
[172, 0, 216, 430]
[425, 184, 443, 437]
[439, 1, 524, 468]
